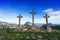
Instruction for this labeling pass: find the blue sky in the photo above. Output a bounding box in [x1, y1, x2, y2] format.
[0, 0, 60, 24]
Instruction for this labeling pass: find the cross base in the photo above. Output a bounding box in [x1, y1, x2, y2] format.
[46, 26, 52, 32]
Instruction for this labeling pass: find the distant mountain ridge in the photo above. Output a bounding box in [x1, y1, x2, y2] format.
[0, 21, 60, 27]
[0, 21, 17, 27]
[35, 23, 43, 26]
[35, 23, 60, 27]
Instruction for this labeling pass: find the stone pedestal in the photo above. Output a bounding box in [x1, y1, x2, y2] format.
[47, 26, 52, 32]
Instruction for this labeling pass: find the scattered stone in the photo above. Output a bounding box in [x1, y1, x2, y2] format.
[38, 36, 42, 38]
[26, 36, 30, 39]
[38, 36, 42, 40]
[32, 36, 36, 39]
[16, 33, 20, 35]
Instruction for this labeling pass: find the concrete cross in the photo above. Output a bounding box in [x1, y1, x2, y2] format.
[30, 10, 36, 26]
[44, 14, 50, 31]
[17, 14, 23, 29]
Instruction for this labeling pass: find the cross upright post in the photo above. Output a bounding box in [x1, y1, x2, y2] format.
[17, 14, 23, 29]
[30, 10, 36, 31]
[44, 14, 50, 26]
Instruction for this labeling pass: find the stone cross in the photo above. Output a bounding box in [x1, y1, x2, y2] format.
[44, 14, 50, 31]
[30, 10, 36, 26]
[17, 14, 23, 29]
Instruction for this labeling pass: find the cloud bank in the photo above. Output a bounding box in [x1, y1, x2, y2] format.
[43, 8, 60, 24]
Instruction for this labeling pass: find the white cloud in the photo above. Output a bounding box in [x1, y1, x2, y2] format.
[43, 8, 60, 24]
[43, 8, 60, 15]
[43, 9, 53, 13]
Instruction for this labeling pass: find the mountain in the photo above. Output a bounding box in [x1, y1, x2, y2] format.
[0, 21, 17, 27]
[35, 23, 60, 27]
[23, 22, 57, 27]
[8, 23, 17, 26]
[0, 21, 60, 27]
[0, 21, 3, 25]
[24, 21, 32, 26]
[23, 21, 43, 26]
[35, 23, 43, 26]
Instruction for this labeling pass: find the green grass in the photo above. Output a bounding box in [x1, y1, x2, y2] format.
[0, 29, 60, 40]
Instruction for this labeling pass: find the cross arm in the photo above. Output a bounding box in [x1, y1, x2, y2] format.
[17, 16, 23, 18]
[43, 16, 50, 18]
[30, 12, 36, 14]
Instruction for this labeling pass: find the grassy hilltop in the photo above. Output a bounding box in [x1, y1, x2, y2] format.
[0, 29, 60, 40]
